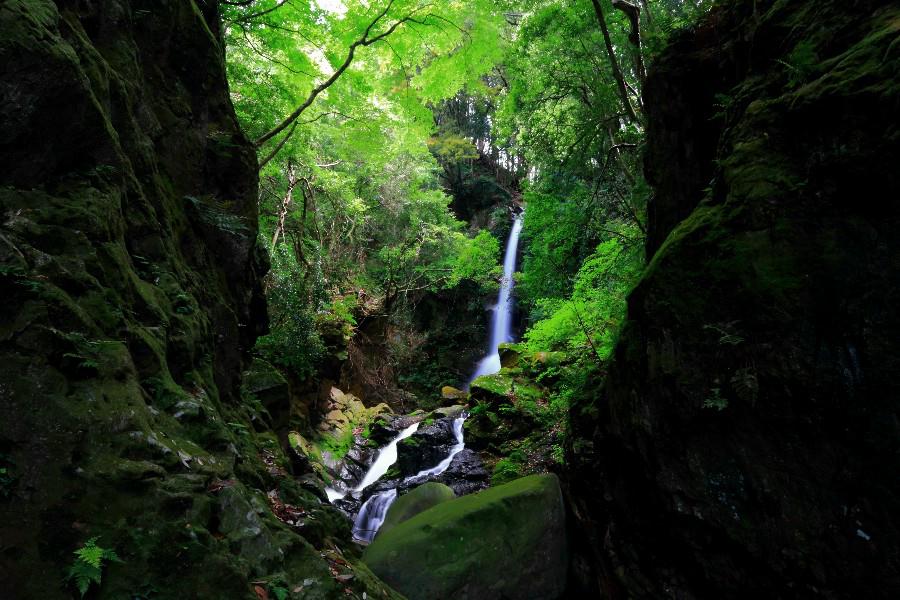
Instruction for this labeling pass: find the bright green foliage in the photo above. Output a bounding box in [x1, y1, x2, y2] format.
[518, 179, 605, 304]
[224, 1, 515, 381]
[223, 1, 715, 393]
[525, 233, 642, 360]
[254, 245, 327, 378]
[66, 537, 121, 597]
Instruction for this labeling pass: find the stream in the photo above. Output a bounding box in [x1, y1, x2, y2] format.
[327, 212, 524, 542]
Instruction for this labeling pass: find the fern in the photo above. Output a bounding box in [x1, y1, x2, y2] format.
[66, 537, 121, 597]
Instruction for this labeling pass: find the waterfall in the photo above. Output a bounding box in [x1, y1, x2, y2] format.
[325, 422, 420, 502]
[404, 417, 466, 483]
[353, 489, 397, 542]
[469, 213, 524, 382]
[327, 214, 522, 542]
[351, 415, 467, 542]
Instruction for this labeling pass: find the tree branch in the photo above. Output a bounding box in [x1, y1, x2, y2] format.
[254, 0, 401, 147]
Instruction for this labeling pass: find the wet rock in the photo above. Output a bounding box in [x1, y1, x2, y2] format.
[435, 449, 489, 496]
[368, 414, 402, 445]
[396, 418, 456, 476]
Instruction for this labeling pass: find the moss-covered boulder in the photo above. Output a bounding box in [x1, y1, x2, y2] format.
[469, 369, 543, 409]
[378, 482, 456, 537]
[363, 474, 567, 600]
[497, 342, 523, 368]
[440, 385, 468, 402]
[566, 1, 900, 598]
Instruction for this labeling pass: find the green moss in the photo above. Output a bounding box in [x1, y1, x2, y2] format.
[399, 436, 420, 448]
[490, 456, 524, 485]
[378, 482, 456, 537]
[363, 475, 567, 600]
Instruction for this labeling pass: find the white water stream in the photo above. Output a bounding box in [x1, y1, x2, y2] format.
[469, 213, 524, 382]
[325, 421, 420, 503]
[352, 416, 466, 542]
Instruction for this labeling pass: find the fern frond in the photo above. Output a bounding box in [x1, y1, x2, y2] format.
[66, 561, 101, 597]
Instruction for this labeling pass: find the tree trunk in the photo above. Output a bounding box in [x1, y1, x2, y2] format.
[589, 0, 638, 122]
[612, 0, 647, 89]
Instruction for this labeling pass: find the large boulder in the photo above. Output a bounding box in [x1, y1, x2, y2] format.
[567, 1, 900, 598]
[378, 482, 456, 537]
[363, 474, 567, 600]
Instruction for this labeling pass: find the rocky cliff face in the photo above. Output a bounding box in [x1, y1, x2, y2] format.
[567, 0, 900, 597]
[0, 2, 394, 598]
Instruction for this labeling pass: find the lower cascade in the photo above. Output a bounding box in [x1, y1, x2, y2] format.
[340, 414, 468, 543]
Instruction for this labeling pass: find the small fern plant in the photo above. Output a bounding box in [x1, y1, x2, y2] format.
[66, 537, 121, 597]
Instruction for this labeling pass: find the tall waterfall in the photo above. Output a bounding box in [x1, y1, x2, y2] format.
[469, 213, 524, 382]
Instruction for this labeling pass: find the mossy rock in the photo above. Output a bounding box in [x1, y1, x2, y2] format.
[429, 405, 466, 419]
[243, 358, 288, 399]
[440, 385, 468, 402]
[468, 371, 514, 406]
[363, 474, 567, 600]
[378, 482, 456, 537]
[470, 369, 544, 409]
[498, 342, 524, 368]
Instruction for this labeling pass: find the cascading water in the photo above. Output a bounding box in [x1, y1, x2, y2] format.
[352, 489, 397, 542]
[325, 422, 420, 502]
[405, 417, 466, 483]
[352, 416, 467, 542]
[469, 212, 524, 383]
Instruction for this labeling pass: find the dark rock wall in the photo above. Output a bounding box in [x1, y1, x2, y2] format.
[0, 1, 324, 597]
[567, 1, 900, 598]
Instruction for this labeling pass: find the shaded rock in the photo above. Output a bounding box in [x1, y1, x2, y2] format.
[363, 474, 567, 600]
[242, 358, 288, 426]
[396, 418, 456, 477]
[218, 485, 284, 567]
[378, 482, 456, 538]
[567, 1, 900, 598]
[434, 449, 489, 496]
